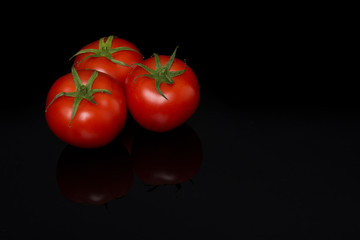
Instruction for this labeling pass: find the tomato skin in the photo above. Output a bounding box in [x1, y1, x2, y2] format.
[45, 70, 127, 148]
[74, 37, 143, 85]
[124, 56, 200, 132]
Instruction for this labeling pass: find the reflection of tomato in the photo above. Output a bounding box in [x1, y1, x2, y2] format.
[117, 114, 142, 154]
[131, 124, 203, 186]
[56, 142, 133, 205]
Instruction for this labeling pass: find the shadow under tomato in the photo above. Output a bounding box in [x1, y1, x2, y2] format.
[131, 123, 203, 192]
[56, 141, 133, 206]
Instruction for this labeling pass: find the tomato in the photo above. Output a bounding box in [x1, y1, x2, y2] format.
[124, 47, 200, 132]
[45, 67, 127, 148]
[132, 124, 203, 188]
[71, 35, 143, 85]
[56, 142, 133, 205]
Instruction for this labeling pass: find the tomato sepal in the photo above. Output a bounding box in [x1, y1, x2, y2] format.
[132, 46, 187, 100]
[70, 36, 142, 68]
[45, 66, 111, 127]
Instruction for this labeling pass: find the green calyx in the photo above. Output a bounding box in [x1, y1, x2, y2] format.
[70, 35, 142, 67]
[45, 66, 111, 127]
[133, 46, 186, 100]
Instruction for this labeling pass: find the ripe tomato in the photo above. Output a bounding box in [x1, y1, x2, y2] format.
[72, 35, 143, 85]
[45, 67, 127, 148]
[124, 47, 200, 132]
[57, 142, 133, 205]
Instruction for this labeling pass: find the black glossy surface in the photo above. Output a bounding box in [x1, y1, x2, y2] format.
[1, 6, 357, 239]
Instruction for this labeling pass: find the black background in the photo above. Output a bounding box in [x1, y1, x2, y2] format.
[1, 4, 358, 239]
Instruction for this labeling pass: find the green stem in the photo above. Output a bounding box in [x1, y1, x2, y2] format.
[133, 47, 186, 100]
[70, 35, 143, 67]
[45, 67, 111, 127]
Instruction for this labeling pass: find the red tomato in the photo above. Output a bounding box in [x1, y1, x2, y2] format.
[72, 36, 143, 85]
[57, 142, 133, 205]
[124, 47, 200, 132]
[45, 67, 127, 148]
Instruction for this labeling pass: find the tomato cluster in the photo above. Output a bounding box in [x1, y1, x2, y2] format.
[45, 36, 200, 148]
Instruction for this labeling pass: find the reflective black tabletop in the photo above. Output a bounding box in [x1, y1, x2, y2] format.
[2, 93, 360, 239]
